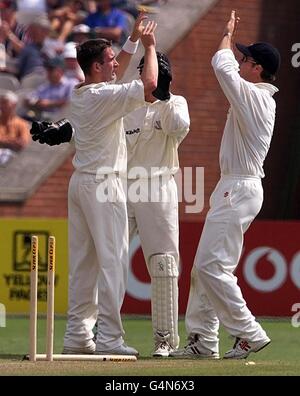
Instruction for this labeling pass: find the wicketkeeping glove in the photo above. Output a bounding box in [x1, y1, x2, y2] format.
[30, 119, 73, 146]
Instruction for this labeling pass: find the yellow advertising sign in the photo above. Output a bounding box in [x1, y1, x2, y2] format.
[0, 219, 68, 314]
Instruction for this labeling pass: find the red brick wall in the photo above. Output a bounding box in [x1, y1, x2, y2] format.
[1, 0, 298, 220]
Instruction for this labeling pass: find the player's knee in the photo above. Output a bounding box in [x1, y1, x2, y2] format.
[148, 254, 178, 279]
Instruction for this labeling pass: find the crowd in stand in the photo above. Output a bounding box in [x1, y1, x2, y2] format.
[0, 0, 166, 166]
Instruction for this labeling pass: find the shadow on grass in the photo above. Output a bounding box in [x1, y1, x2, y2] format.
[0, 354, 26, 361]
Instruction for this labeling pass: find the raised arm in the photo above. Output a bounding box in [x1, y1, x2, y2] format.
[140, 21, 158, 97]
[218, 10, 240, 51]
[115, 13, 148, 81]
[212, 10, 251, 111]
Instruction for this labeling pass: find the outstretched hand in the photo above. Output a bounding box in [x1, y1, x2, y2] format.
[224, 10, 240, 39]
[141, 20, 157, 48]
[130, 12, 148, 42]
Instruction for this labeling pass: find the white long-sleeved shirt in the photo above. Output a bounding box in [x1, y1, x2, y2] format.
[70, 79, 145, 175]
[125, 94, 190, 178]
[212, 49, 278, 178]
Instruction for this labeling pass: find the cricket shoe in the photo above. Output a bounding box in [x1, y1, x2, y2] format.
[62, 343, 96, 354]
[223, 336, 271, 359]
[169, 334, 219, 359]
[153, 331, 174, 357]
[153, 341, 174, 357]
[95, 343, 139, 356]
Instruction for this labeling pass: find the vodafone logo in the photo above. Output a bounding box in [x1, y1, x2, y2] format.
[243, 247, 300, 292]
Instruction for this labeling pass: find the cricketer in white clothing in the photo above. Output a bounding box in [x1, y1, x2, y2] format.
[30, 51, 190, 357]
[62, 19, 158, 356]
[171, 11, 281, 360]
[126, 52, 190, 357]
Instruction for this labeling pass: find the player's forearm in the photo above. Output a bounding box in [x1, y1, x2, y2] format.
[116, 12, 147, 80]
[218, 10, 239, 51]
[218, 33, 232, 51]
[141, 46, 158, 96]
[116, 37, 140, 81]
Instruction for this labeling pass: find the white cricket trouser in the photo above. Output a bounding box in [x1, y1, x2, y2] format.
[64, 171, 128, 350]
[186, 175, 268, 352]
[127, 176, 179, 265]
[127, 176, 179, 339]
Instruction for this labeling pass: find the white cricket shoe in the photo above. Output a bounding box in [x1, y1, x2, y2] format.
[153, 331, 174, 357]
[95, 343, 139, 356]
[62, 343, 96, 354]
[223, 336, 271, 359]
[153, 340, 174, 357]
[169, 335, 219, 359]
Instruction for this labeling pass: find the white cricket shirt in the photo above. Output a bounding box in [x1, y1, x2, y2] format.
[212, 49, 278, 178]
[70, 79, 145, 175]
[125, 94, 190, 178]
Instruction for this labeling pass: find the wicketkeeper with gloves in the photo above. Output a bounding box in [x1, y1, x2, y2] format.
[31, 51, 190, 357]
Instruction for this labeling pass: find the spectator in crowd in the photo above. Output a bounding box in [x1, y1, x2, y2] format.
[84, 0, 128, 46]
[46, 0, 64, 12]
[17, 15, 51, 79]
[42, 35, 65, 59]
[85, 0, 98, 14]
[0, 90, 30, 166]
[17, 0, 47, 13]
[63, 41, 84, 81]
[0, 0, 24, 56]
[48, 0, 86, 42]
[111, 1, 139, 18]
[70, 23, 92, 44]
[24, 56, 77, 120]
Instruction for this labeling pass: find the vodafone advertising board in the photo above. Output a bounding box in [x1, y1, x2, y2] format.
[122, 221, 300, 316]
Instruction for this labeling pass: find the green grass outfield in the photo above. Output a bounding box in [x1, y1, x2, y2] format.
[0, 317, 299, 376]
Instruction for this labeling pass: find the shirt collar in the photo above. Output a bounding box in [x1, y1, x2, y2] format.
[255, 82, 279, 96]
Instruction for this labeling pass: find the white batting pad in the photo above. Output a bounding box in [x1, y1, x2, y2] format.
[148, 254, 179, 348]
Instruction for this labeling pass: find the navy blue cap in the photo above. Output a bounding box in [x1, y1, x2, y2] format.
[236, 42, 281, 75]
